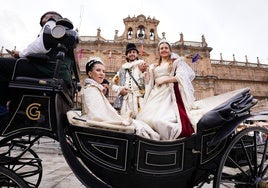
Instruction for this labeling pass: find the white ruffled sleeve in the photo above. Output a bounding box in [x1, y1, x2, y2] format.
[143, 64, 155, 103]
[174, 58, 196, 109]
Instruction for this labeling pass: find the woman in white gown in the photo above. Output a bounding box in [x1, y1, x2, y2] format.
[137, 40, 196, 140]
[67, 57, 160, 140]
[136, 40, 255, 141]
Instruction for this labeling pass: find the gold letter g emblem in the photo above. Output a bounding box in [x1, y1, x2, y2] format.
[26, 103, 41, 120]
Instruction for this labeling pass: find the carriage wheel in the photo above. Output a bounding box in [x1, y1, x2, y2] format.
[214, 127, 268, 188]
[0, 141, 43, 188]
[0, 166, 29, 188]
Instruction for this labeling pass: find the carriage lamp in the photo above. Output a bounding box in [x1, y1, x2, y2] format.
[51, 25, 66, 39]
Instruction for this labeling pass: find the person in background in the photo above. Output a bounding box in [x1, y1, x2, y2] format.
[112, 43, 148, 118]
[67, 57, 160, 140]
[101, 78, 110, 98]
[136, 39, 196, 140]
[0, 11, 76, 114]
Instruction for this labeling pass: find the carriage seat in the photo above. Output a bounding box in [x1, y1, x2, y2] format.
[13, 76, 65, 89]
[26, 53, 50, 61]
[12, 53, 51, 76]
[66, 110, 135, 134]
[10, 53, 72, 95]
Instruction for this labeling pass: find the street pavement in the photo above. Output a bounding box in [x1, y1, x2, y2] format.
[32, 138, 85, 188]
[38, 152, 85, 188]
[33, 137, 212, 188]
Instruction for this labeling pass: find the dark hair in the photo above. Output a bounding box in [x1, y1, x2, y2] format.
[101, 78, 110, 85]
[101, 79, 110, 97]
[40, 11, 62, 26]
[86, 59, 103, 75]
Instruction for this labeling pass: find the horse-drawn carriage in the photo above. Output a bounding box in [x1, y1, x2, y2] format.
[0, 20, 267, 188]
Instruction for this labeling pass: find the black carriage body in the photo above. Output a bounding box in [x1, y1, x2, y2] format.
[0, 79, 72, 140]
[0, 79, 230, 188]
[59, 87, 258, 188]
[66, 124, 227, 188]
[0, 77, 74, 188]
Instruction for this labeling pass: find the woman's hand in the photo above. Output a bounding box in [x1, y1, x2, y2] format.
[155, 76, 177, 87]
[155, 77, 168, 87]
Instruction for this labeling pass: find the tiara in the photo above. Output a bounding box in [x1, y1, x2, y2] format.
[88, 56, 104, 64]
[158, 39, 171, 47]
[87, 56, 104, 68]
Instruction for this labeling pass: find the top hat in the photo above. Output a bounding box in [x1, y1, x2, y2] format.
[40, 11, 62, 26]
[125, 43, 139, 55]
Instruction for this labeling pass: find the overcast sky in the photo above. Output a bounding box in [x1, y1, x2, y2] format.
[1, 0, 267, 64]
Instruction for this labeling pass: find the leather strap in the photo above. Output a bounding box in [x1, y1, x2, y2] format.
[126, 69, 142, 90]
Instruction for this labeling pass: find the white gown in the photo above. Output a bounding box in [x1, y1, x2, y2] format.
[136, 58, 250, 140]
[137, 63, 181, 140]
[67, 78, 160, 140]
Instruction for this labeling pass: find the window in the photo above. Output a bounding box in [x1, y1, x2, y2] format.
[149, 29, 155, 40]
[127, 28, 133, 39]
[137, 26, 145, 39]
